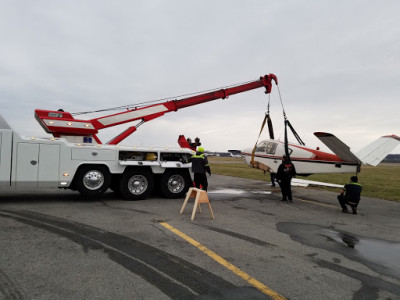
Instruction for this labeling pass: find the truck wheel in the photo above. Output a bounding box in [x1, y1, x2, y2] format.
[161, 170, 191, 198]
[120, 169, 154, 200]
[75, 165, 111, 197]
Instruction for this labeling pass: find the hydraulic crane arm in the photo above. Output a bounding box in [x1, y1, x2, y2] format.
[35, 74, 277, 144]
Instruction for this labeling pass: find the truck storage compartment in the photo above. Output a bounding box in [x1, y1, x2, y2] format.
[119, 151, 158, 161]
[160, 152, 191, 163]
[72, 148, 116, 161]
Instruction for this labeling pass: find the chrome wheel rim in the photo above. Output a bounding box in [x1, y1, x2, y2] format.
[128, 175, 148, 195]
[83, 170, 104, 190]
[167, 174, 185, 193]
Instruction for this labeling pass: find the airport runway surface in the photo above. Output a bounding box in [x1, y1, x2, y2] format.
[1, 174, 399, 300]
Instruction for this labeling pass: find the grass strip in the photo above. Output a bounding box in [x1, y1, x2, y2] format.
[208, 158, 400, 201]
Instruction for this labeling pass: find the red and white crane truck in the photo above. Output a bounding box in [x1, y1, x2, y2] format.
[0, 74, 277, 199]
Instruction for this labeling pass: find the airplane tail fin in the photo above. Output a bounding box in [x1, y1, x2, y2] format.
[355, 135, 400, 166]
[314, 132, 400, 166]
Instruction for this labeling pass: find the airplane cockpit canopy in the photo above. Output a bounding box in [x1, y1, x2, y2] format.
[256, 141, 278, 154]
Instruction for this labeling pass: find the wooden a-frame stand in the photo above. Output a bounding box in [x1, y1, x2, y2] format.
[180, 187, 214, 221]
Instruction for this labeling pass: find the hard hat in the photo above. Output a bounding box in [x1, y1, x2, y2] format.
[197, 146, 204, 153]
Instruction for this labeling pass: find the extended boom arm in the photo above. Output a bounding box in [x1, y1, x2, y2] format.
[35, 74, 277, 144]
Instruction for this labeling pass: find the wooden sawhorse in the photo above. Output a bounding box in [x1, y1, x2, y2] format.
[180, 187, 214, 221]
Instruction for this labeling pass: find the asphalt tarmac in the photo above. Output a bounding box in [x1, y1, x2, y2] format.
[1, 174, 399, 300]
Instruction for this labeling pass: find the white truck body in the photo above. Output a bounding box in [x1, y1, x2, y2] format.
[0, 115, 194, 199]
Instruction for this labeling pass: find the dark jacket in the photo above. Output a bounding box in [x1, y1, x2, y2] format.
[191, 152, 211, 174]
[343, 182, 362, 203]
[276, 160, 296, 181]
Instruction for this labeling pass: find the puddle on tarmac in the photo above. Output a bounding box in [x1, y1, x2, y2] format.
[277, 222, 400, 279]
[208, 188, 271, 197]
[323, 229, 400, 277]
[208, 189, 246, 195]
[251, 191, 272, 195]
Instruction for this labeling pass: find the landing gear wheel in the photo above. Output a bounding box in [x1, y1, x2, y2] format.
[75, 166, 111, 198]
[161, 170, 191, 198]
[120, 169, 154, 200]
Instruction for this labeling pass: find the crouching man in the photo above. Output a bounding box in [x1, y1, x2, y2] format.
[337, 176, 362, 214]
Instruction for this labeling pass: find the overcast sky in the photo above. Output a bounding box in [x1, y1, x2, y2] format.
[1, 1, 399, 154]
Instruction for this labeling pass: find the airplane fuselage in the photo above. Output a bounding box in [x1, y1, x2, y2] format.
[241, 139, 360, 176]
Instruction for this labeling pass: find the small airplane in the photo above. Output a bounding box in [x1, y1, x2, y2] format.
[241, 132, 400, 176]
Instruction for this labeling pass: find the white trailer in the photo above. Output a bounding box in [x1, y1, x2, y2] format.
[0, 115, 193, 200]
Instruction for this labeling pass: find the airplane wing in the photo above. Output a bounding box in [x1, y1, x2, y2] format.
[291, 178, 343, 188]
[314, 132, 361, 163]
[355, 135, 400, 166]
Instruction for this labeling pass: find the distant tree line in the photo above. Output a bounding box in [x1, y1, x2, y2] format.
[382, 154, 400, 163]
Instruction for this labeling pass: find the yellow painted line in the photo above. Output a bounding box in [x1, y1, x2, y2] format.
[296, 198, 338, 209]
[160, 222, 286, 300]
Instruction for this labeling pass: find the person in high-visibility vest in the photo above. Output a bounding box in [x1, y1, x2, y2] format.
[191, 146, 211, 191]
[337, 176, 362, 214]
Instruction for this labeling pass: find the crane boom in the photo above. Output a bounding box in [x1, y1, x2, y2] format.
[34, 73, 277, 144]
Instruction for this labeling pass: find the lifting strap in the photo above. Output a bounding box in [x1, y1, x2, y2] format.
[251, 82, 305, 165]
[267, 113, 274, 140]
[284, 118, 305, 159]
[284, 119, 290, 158]
[250, 97, 275, 167]
[286, 119, 305, 146]
[266, 97, 274, 140]
[250, 113, 268, 167]
[276, 84, 304, 159]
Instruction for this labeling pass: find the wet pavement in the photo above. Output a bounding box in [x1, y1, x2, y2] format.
[277, 223, 400, 281]
[324, 229, 400, 279]
[1, 174, 400, 299]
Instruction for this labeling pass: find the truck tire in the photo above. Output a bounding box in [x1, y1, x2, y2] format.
[161, 170, 191, 198]
[75, 165, 111, 198]
[120, 169, 154, 200]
